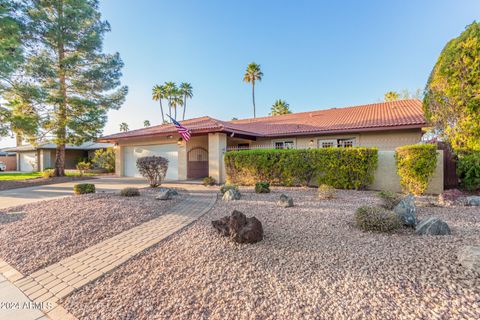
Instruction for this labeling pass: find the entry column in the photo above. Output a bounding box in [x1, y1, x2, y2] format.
[208, 133, 227, 183]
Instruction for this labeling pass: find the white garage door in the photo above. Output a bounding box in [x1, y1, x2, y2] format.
[19, 152, 37, 172]
[123, 144, 178, 180]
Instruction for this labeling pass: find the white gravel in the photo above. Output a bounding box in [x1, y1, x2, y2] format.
[62, 188, 480, 319]
[0, 188, 184, 274]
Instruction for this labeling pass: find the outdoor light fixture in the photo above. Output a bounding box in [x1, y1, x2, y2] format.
[167, 135, 173, 139]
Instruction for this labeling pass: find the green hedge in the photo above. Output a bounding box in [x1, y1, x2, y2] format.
[224, 148, 378, 189]
[395, 144, 438, 195]
[457, 151, 480, 191]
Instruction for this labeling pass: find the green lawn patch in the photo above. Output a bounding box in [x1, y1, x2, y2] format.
[0, 172, 43, 181]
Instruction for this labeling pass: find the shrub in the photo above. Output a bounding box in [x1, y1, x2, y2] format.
[224, 147, 378, 189]
[220, 184, 239, 195]
[203, 176, 216, 186]
[255, 181, 270, 193]
[76, 161, 91, 177]
[42, 168, 54, 179]
[120, 187, 140, 197]
[395, 144, 438, 195]
[457, 151, 480, 191]
[73, 183, 95, 195]
[318, 184, 336, 199]
[92, 147, 116, 172]
[136, 156, 169, 187]
[355, 206, 402, 233]
[378, 190, 401, 210]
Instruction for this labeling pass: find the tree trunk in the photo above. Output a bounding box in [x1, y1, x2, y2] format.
[252, 81, 256, 118]
[159, 100, 165, 124]
[54, 143, 65, 176]
[15, 132, 22, 146]
[182, 96, 186, 120]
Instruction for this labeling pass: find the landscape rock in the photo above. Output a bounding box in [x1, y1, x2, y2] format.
[415, 217, 451, 235]
[212, 210, 263, 244]
[277, 194, 294, 208]
[438, 189, 465, 206]
[458, 246, 480, 274]
[222, 189, 241, 201]
[167, 188, 179, 196]
[155, 190, 171, 200]
[393, 194, 417, 227]
[466, 196, 480, 207]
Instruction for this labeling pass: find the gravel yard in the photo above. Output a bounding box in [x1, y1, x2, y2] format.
[62, 188, 480, 320]
[0, 188, 184, 274]
[0, 175, 94, 191]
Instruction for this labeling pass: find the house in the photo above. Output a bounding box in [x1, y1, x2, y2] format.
[99, 99, 428, 183]
[5, 142, 113, 172]
[0, 149, 17, 171]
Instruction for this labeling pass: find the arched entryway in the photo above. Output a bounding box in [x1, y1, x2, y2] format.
[187, 147, 209, 179]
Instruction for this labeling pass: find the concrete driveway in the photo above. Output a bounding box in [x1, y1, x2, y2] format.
[0, 176, 150, 210]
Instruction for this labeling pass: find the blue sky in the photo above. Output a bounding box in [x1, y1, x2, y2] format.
[1, 0, 479, 147]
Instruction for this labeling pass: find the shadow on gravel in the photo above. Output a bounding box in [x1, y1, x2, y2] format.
[0, 212, 25, 224]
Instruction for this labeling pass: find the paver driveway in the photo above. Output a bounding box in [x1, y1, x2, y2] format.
[0, 176, 150, 209]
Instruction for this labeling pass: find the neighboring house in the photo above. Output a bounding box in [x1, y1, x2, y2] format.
[0, 149, 17, 171]
[5, 142, 113, 172]
[100, 99, 428, 183]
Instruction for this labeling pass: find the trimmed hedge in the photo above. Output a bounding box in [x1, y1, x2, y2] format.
[395, 144, 437, 195]
[224, 148, 378, 189]
[73, 183, 95, 195]
[457, 151, 480, 191]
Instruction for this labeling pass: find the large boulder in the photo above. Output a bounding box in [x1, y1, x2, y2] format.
[415, 217, 451, 235]
[458, 246, 480, 274]
[277, 194, 294, 208]
[466, 196, 480, 207]
[222, 189, 241, 201]
[212, 210, 263, 244]
[394, 194, 417, 227]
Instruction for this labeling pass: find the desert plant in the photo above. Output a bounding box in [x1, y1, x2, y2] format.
[220, 184, 239, 195]
[42, 168, 55, 179]
[73, 183, 95, 195]
[318, 184, 336, 199]
[378, 190, 401, 210]
[120, 187, 140, 197]
[76, 161, 91, 177]
[255, 181, 270, 193]
[92, 147, 116, 172]
[355, 206, 402, 233]
[457, 151, 480, 191]
[136, 156, 169, 187]
[395, 144, 438, 195]
[203, 176, 216, 186]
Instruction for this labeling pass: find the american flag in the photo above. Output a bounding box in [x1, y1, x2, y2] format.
[168, 115, 191, 141]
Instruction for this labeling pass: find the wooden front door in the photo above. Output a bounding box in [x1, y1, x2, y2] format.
[187, 147, 208, 179]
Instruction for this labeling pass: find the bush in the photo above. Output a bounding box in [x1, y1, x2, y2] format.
[203, 176, 216, 186]
[76, 161, 91, 177]
[457, 151, 480, 191]
[378, 190, 401, 210]
[224, 148, 378, 189]
[42, 168, 54, 178]
[73, 183, 95, 195]
[92, 147, 115, 172]
[220, 184, 239, 195]
[120, 187, 140, 197]
[318, 184, 336, 199]
[395, 144, 438, 195]
[355, 206, 402, 233]
[255, 181, 270, 193]
[136, 156, 169, 187]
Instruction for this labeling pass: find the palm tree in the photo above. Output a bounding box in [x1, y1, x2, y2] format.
[152, 85, 166, 124]
[179, 82, 193, 120]
[144, 120, 151, 127]
[270, 99, 291, 116]
[163, 82, 177, 121]
[243, 62, 263, 118]
[170, 90, 183, 120]
[384, 91, 399, 102]
[119, 122, 129, 132]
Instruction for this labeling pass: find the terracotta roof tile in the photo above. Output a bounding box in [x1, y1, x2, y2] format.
[100, 99, 426, 141]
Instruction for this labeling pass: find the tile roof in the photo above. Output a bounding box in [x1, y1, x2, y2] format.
[100, 99, 426, 141]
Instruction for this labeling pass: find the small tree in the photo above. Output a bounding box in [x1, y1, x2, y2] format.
[92, 148, 115, 172]
[144, 120, 151, 127]
[136, 156, 169, 187]
[76, 161, 91, 176]
[119, 122, 129, 132]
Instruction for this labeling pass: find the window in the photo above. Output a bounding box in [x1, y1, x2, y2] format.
[338, 138, 355, 148]
[318, 139, 336, 148]
[274, 141, 294, 149]
[237, 143, 250, 150]
[318, 138, 356, 148]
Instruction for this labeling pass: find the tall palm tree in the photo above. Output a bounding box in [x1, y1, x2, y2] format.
[179, 82, 193, 120]
[152, 84, 166, 124]
[243, 62, 263, 118]
[170, 92, 183, 120]
[270, 99, 291, 116]
[163, 81, 177, 121]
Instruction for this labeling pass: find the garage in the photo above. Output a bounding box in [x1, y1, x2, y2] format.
[19, 152, 38, 172]
[123, 144, 178, 180]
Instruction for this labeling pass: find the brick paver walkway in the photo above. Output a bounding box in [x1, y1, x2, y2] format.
[12, 191, 216, 309]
